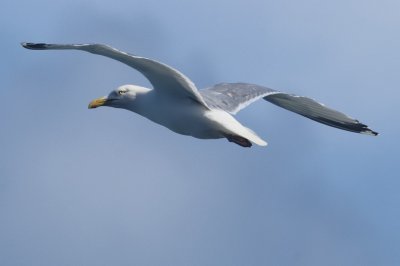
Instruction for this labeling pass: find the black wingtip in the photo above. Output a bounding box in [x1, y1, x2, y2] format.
[21, 42, 48, 50]
[360, 125, 379, 136]
[366, 129, 379, 136]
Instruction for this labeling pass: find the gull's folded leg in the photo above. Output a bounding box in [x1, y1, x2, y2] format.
[226, 135, 252, 148]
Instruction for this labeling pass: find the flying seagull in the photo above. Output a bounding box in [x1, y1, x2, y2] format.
[21, 42, 378, 147]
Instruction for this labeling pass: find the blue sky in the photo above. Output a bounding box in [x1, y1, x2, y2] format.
[1, 0, 399, 265]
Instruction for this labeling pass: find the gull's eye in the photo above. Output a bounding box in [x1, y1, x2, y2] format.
[118, 90, 126, 95]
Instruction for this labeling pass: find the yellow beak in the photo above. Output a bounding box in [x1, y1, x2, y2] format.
[88, 97, 107, 109]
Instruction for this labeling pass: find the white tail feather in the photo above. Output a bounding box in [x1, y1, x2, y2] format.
[205, 110, 267, 146]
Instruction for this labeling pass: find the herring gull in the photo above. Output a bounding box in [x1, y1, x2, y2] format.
[21, 42, 378, 148]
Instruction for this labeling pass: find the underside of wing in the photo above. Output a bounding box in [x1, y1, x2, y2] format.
[21, 42, 209, 108]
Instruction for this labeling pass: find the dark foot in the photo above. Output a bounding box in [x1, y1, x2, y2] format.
[226, 135, 252, 147]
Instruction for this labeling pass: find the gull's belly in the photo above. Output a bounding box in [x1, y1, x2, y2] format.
[158, 108, 223, 139]
[168, 115, 221, 139]
[138, 99, 224, 139]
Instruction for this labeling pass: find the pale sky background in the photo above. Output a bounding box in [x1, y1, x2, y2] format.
[1, 0, 399, 265]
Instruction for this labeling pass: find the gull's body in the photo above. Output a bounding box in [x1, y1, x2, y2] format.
[109, 85, 267, 145]
[22, 42, 377, 147]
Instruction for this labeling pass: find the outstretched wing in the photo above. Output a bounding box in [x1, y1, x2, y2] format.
[200, 83, 279, 114]
[200, 83, 378, 136]
[21, 42, 209, 108]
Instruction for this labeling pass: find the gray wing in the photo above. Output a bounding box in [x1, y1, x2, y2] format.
[200, 83, 280, 114]
[21, 42, 209, 108]
[200, 83, 378, 136]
